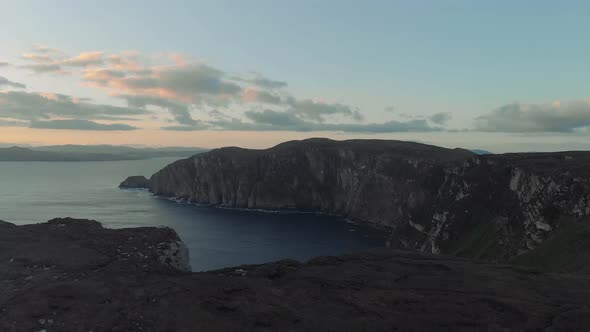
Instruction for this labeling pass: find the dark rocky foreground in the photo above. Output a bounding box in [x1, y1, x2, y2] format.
[2, 219, 590, 331]
[145, 138, 590, 261]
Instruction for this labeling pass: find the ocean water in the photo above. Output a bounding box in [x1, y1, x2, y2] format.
[0, 157, 386, 271]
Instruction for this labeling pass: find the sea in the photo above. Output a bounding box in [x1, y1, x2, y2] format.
[0, 157, 386, 271]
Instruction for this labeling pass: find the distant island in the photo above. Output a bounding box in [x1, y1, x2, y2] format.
[0, 145, 207, 162]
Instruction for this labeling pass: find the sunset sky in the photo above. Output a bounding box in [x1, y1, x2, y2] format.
[2, 0, 590, 152]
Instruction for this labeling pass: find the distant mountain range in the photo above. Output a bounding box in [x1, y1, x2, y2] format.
[0, 145, 207, 162]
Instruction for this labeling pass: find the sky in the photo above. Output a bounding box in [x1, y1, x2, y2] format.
[1, 0, 590, 152]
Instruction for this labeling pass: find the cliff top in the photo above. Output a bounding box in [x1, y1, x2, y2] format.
[201, 138, 475, 162]
[484, 151, 590, 176]
[2, 218, 590, 331]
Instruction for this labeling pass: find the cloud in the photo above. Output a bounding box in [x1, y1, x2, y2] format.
[82, 68, 126, 84]
[429, 112, 451, 125]
[79, 51, 444, 132]
[169, 53, 188, 66]
[245, 109, 306, 128]
[121, 94, 197, 125]
[285, 97, 363, 122]
[107, 53, 142, 71]
[475, 100, 590, 133]
[30, 119, 137, 131]
[164, 109, 444, 133]
[241, 91, 362, 122]
[0, 91, 148, 122]
[20, 49, 105, 74]
[21, 53, 53, 63]
[234, 75, 287, 89]
[241, 88, 282, 104]
[80, 54, 363, 126]
[22, 63, 67, 74]
[0, 77, 26, 89]
[60, 51, 104, 67]
[22, 48, 373, 130]
[121, 64, 241, 101]
[85, 63, 243, 106]
[31, 45, 61, 54]
[0, 119, 27, 127]
[208, 109, 228, 119]
[12, 46, 453, 134]
[331, 119, 441, 133]
[161, 121, 210, 131]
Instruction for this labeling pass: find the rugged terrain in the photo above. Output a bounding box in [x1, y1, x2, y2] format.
[146, 138, 590, 261]
[2, 218, 590, 332]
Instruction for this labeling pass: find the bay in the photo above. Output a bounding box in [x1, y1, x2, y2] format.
[0, 158, 386, 271]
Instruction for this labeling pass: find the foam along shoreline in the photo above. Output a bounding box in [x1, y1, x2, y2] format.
[147, 192, 394, 233]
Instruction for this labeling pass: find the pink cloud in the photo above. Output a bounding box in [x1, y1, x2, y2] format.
[60, 51, 104, 67]
[242, 87, 259, 102]
[169, 53, 188, 66]
[31, 45, 62, 54]
[82, 68, 126, 85]
[21, 53, 52, 63]
[108, 53, 143, 72]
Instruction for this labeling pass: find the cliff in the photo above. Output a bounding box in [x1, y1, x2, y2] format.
[2, 218, 590, 331]
[147, 138, 590, 260]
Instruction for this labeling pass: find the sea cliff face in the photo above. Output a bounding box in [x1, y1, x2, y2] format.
[414, 152, 590, 260]
[148, 138, 590, 260]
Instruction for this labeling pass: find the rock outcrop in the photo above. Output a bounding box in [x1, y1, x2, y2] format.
[119, 175, 150, 189]
[146, 138, 590, 260]
[2, 218, 590, 331]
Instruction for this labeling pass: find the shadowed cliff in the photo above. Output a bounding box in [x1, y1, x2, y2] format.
[145, 138, 590, 261]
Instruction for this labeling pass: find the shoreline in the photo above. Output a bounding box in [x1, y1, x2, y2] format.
[142, 190, 395, 233]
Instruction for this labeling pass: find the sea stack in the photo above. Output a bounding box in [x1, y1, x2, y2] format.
[119, 175, 150, 189]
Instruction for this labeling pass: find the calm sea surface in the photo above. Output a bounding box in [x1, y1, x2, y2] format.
[0, 157, 386, 271]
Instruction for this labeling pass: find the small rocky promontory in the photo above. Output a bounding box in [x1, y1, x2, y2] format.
[1, 218, 590, 331]
[119, 175, 150, 189]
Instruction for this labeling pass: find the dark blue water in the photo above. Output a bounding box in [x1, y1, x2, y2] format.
[0, 158, 386, 271]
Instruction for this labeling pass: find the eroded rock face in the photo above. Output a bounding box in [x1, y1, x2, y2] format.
[425, 152, 590, 260]
[156, 240, 191, 272]
[149, 138, 473, 227]
[119, 175, 150, 189]
[147, 138, 590, 260]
